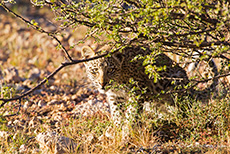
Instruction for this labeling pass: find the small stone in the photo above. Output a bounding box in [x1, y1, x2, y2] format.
[19, 144, 27, 153]
[47, 100, 61, 106]
[0, 131, 9, 139]
[50, 85, 56, 90]
[3, 67, 22, 83]
[38, 100, 46, 107]
[61, 73, 69, 80]
[28, 67, 40, 81]
[23, 101, 32, 109]
[86, 133, 98, 144]
[13, 132, 18, 140]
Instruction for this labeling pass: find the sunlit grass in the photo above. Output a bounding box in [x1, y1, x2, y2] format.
[0, 94, 229, 153]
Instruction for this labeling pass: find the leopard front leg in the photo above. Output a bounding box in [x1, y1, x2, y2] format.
[105, 90, 140, 142]
[106, 90, 126, 128]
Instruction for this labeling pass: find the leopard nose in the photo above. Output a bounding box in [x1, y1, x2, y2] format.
[101, 83, 105, 90]
[101, 82, 107, 90]
[98, 72, 107, 89]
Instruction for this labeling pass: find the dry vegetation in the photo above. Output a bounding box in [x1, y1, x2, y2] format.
[0, 4, 230, 154]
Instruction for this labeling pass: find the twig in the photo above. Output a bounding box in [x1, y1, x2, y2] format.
[0, 2, 73, 62]
[190, 72, 230, 84]
[3, 99, 21, 117]
[0, 64, 64, 107]
[0, 52, 108, 106]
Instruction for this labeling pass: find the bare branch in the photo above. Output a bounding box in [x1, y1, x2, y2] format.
[0, 2, 73, 62]
[0, 35, 136, 106]
[0, 64, 64, 107]
[0, 53, 108, 106]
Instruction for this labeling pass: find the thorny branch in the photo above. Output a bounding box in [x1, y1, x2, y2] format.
[37, 0, 230, 49]
[0, 41, 131, 107]
[0, 2, 112, 105]
[0, 53, 107, 107]
[0, 2, 73, 62]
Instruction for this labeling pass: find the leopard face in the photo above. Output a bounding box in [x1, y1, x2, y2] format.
[81, 46, 123, 91]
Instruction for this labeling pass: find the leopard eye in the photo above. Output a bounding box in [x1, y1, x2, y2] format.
[91, 68, 98, 75]
[107, 68, 115, 74]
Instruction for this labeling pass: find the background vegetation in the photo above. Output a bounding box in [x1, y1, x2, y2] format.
[0, 0, 229, 153]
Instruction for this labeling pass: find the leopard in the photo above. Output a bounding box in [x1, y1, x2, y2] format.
[81, 45, 192, 134]
[81, 45, 221, 143]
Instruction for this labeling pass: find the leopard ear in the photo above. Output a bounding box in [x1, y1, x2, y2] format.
[81, 46, 95, 59]
[112, 52, 125, 66]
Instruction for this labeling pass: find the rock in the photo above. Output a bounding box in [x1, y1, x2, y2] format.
[86, 133, 98, 144]
[0, 131, 10, 139]
[50, 85, 56, 90]
[23, 101, 33, 109]
[47, 100, 62, 106]
[28, 68, 41, 81]
[61, 73, 69, 80]
[38, 100, 46, 107]
[36, 131, 78, 154]
[19, 144, 27, 153]
[3, 67, 23, 83]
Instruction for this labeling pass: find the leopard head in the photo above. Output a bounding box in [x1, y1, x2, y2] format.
[81, 46, 123, 91]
